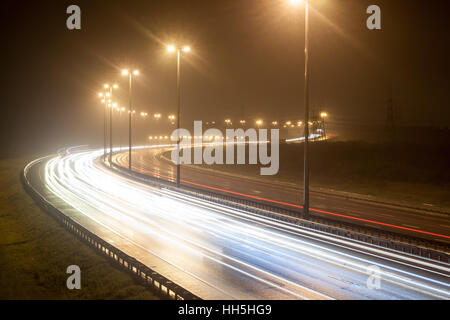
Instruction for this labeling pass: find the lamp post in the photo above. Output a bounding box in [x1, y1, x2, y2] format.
[168, 45, 191, 188]
[289, 0, 310, 218]
[118, 106, 126, 149]
[98, 92, 108, 159]
[142, 112, 149, 146]
[122, 69, 139, 171]
[110, 100, 118, 166]
[104, 84, 118, 166]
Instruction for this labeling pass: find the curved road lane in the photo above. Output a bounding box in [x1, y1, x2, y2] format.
[24, 147, 450, 299]
[114, 146, 450, 243]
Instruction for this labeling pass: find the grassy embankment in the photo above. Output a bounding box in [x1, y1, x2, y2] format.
[178, 140, 450, 208]
[0, 157, 159, 299]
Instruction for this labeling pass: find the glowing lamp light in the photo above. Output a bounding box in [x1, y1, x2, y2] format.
[168, 45, 176, 52]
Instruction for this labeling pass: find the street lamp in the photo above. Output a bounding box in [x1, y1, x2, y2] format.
[289, 0, 311, 218]
[122, 69, 139, 171]
[98, 91, 108, 158]
[168, 44, 191, 187]
[117, 106, 126, 149]
[104, 84, 118, 166]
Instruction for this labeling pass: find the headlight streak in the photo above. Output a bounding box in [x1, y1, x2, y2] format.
[127, 147, 450, 241]
[45, 153, 239, 299]
[120, 152, 450, 298]
[160, 185, 450, 275]
[44, 149, 329, 299]
[154, 187, 450, 299]
[40, 147, 450, 300]
[57, 151, 450, 298]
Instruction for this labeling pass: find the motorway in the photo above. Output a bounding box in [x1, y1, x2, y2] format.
[113, 146, 450, 243]
[24, 146, 450, 299]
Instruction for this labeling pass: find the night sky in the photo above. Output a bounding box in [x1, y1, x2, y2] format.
[1, 0, 449, 156]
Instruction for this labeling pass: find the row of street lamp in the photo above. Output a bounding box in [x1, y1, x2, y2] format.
[98, 0, 315, 217]
[102, 104, 328, 151]
[100, 101, 328, 129]
[98, 44, 190, 181]
[220, 114, 327, 127]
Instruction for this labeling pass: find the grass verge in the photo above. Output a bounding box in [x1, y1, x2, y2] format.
[0, 157, 159, 299]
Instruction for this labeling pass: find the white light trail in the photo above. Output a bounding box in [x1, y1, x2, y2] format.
[39, 147, 450, 300]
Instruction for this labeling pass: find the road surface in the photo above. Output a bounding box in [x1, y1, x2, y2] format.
[112, 146, 450, 243]
[24, 146, 450, 299]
